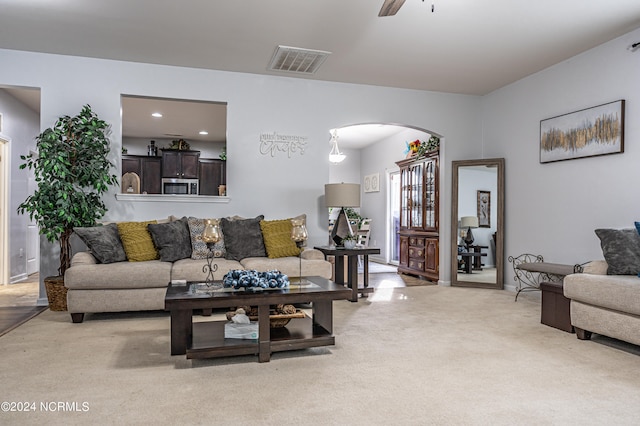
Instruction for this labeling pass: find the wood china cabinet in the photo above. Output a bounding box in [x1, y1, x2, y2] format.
[396, 150, 439, 281]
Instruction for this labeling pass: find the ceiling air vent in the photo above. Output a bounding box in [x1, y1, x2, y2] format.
[268, 45, 331, 75]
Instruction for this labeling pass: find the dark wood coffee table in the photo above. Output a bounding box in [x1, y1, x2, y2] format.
[164, 276, 351, 362]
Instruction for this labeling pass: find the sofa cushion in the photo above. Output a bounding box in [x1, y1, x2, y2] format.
[117, 220, 159, 262]
[148, 217, 192, 262]
[260, 218, 302, 259]
[564, 273, 640, 317]
[594, 228, 640, 275]
[73, 223, 127, 264]
[64, 259, 171, 290]
[187, 217, 226, 260]
[221, 215, 266, 261]
[171, 258, 244, 282]
[240, 255, 332, 279]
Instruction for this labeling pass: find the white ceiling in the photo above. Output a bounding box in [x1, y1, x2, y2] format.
[2, 0, 639, 148]
[1, 1, 639, 95]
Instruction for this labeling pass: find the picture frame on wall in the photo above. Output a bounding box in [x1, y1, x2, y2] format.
[477, 190, 490, 228]
[364, 173, 379, 193]
[540, 99, 624, 164]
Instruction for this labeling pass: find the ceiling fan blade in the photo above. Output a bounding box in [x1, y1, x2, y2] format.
[379, 0, 407, 17]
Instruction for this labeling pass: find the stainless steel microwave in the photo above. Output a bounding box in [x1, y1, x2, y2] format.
[162, 178, 199, 195]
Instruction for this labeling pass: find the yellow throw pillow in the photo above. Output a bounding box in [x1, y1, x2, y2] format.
[117, 220, 159, 262]
[260, 219, 302, 259]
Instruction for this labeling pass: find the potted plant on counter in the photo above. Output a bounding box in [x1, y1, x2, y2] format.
[18, 105, 119, 310]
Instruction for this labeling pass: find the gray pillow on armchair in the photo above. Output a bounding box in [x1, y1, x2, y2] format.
[595, 228, 640, 275]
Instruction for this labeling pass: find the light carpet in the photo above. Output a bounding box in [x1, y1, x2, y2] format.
[1, 285, 639, 425]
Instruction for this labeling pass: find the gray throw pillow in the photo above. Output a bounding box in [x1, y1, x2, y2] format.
[74, 223, 127, 264]
[221, 215, 266, 261]
[595, 228, 640, 275]
[148, 217, 193, 262]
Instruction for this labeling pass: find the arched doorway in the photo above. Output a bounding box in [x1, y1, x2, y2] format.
[327, 122, 442, 271]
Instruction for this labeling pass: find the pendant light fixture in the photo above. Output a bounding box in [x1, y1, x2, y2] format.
[329, 129, 346, 163]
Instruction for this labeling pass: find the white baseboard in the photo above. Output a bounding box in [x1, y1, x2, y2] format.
[9, 273, 28, 284]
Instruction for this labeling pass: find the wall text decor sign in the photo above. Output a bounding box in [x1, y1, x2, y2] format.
[259, 132, 308, 158]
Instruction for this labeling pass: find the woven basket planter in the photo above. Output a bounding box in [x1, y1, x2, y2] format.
[44, 276, 67, 311]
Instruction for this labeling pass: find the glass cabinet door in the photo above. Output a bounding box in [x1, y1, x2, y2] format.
[410, 163, 423, 229]
[400, 167, 409, 228]
[423, 158, 437, 230]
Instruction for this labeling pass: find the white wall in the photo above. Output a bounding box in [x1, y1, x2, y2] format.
[482, 27, 640, 289]
[0, 88, 39, 282]
[0, 48, 482, 301]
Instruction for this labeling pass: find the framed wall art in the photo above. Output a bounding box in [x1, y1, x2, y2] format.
[540, 99, 624, 164]
[364, 173, 379, 193]
[477, 190, 490, 228]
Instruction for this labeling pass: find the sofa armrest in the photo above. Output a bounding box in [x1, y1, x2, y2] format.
[582, 260, 608, 275]
[300, 248, 325, 260]
[70, 251, 98, 266]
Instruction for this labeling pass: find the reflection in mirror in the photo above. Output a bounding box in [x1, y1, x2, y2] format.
[451, 158, 504, 289]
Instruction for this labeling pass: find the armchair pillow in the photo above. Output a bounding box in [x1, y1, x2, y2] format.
[595, 228, 640, 275]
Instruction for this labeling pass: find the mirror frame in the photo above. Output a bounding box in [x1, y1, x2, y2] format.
[451, 158, 505, 289]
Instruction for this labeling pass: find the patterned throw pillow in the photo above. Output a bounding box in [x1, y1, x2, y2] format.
[187, 217, 226, 260]
[73, 223, 127, 264]
[117, 220, 159, 262]
[221, 215, 266, 261]
[260, 219, 302, 259]
[148, 217, 193, 262]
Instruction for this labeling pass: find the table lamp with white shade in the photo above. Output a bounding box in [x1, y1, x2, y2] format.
[325, 183, 360, 247]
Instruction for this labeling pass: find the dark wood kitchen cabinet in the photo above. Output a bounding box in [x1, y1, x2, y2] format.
[198, 159, 226, 195]
[162, 150, 200, 179]
[122, 155, 162, 194]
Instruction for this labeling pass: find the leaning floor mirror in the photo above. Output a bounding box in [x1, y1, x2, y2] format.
[451, 158, 504, 289]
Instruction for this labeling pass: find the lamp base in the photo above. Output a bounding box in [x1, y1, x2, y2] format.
[464, 227, 475, 249]
[330, 207, 354, 247]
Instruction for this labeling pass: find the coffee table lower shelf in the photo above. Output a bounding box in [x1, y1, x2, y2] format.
[187, 317, 334, 360]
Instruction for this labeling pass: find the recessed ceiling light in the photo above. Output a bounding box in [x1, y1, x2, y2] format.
[199, 131, 209, 135]
[151, 112, 163, 118]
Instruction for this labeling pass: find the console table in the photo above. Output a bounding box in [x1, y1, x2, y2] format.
[314, 246, 381, 302]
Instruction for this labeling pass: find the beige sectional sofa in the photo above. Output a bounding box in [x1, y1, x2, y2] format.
[563, 226, 640, 346]
[564, 260, 640, 346]
[64, 214, 332, 323]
